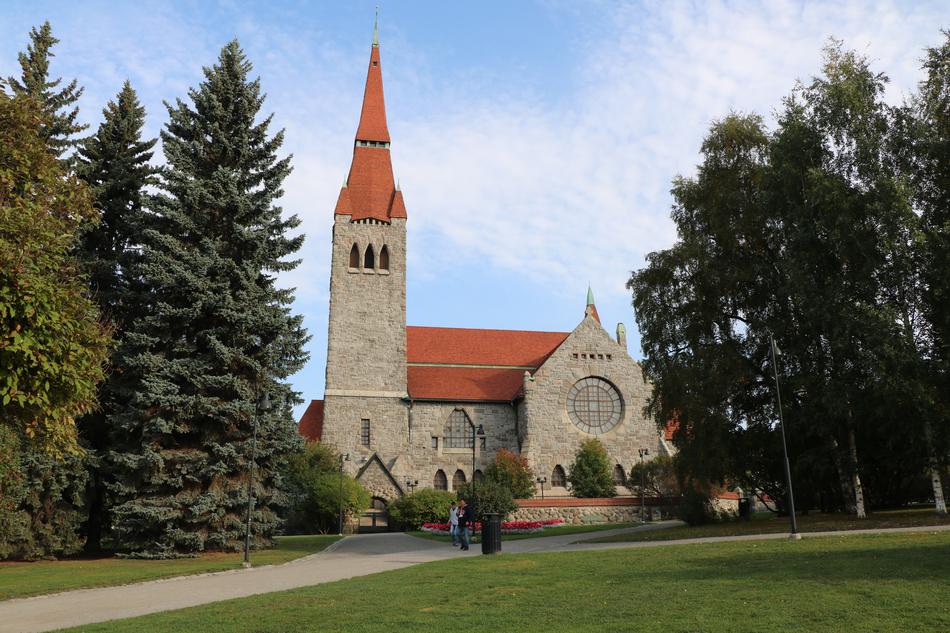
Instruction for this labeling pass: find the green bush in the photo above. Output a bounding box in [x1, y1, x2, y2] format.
[456, 480, 516, 523]
[628, 454, 682, 499]
[676, 487, 717, 526]
[484, 449, 535, 499]
[282, 444, 369, 534]
[567, 438, 616, 498]
[389, 489, 457, 530]
[1, 442, 88, 560]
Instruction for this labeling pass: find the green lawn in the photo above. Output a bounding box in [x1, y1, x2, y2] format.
[409, 521, 638, 542]
[580, 508, 950, 543]
[0, 534, 340, 600]
[60, 531, 950, 632]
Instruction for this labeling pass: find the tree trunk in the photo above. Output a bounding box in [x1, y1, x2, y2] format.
[923, 418, 947, 515]
[847, 427, 867, 519]
[831, 438, 856, 514]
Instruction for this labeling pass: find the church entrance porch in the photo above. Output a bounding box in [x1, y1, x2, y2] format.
[359, 497, 389, 533]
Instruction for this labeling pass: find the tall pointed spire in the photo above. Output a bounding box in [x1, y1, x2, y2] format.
[333, 13, 405, 223]
[585, 285, 601, 324]
[373, 5, 379, 46]
[355, 10, 390, 143]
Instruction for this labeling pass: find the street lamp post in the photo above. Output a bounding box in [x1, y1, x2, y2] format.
[769, 332, 800, 539]
[536, 476, 547, 500]
[244, 392, 270, 569]
[405, 478, 418, 494]
[338, 453, 350, 535]
[472, 424, 485, 498]
[637, 448, 650, 522]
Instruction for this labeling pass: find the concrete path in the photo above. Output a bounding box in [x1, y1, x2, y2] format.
[3, 521, 948, 633]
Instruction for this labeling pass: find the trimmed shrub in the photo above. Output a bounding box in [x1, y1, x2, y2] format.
[456, 480, 516, 523]
[568, 438, 616, 498]
[389, 489, 457, 531]
[484, 449, 535, 499]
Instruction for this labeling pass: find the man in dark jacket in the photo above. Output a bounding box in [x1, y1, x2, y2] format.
[458, 499, 474, 551]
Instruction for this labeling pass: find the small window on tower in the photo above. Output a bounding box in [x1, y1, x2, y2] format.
[349, 243, 360, 269]
[431, 436, 438, 449]
[360, 419, 370, 446]
[364, 244, 375, 270]
[379, 245, 390, 271]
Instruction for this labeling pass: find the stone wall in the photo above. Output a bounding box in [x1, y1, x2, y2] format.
[509, 498, 674, 524]
[521, 316, 661, 484]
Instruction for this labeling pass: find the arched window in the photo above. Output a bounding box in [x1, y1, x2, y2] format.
[612, 464, 626, 485]
[364, 244, 375, 269]
[552, 465, 567, 487]
[452, 469, 466, 490]
[474, 469, 484, 482]
[379, 245, 390, 270]
[443, 410, 473, 449]
[433, 469, 447, 491]
[349, 243, 359, 268]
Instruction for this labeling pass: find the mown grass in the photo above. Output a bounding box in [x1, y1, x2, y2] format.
[579, 508, 950, 543]
[409, 521, 638, 543]
[60, 530, 950, 632]
[0, 534, 340, 600]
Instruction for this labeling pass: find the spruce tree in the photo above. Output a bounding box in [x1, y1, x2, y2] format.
[4, 21, 87, 162]
[108, 41, 308, 557]
[75, 81, 159, 551]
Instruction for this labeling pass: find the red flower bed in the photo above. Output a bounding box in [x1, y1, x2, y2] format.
[420, 518, 564, 534]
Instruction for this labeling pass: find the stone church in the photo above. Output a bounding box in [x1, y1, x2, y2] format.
[298, 26, 667, 505]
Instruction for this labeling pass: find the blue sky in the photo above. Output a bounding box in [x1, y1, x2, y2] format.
[2, 0, 947, 419]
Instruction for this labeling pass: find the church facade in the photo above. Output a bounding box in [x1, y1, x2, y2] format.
[298, 28, 667, 503]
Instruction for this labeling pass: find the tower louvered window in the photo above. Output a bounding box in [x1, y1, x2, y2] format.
[349, 243, 360, 268]
[434, 469, 448, 490]
[379, 245, 389, 270]
[444, 410, 474, 449]
[360, 419, 370, 446]
[364, 244, 375, 269]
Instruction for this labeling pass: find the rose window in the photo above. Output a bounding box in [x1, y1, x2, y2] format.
[567, 377, 624, 435]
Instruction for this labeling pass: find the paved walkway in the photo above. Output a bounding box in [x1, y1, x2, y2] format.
[3, 521, 948, 633]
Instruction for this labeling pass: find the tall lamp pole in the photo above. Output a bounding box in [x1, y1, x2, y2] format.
[244, 392, 270, 569]
[338, 453, 350, 535]
[638, 448, 650, 522]
[769, 332, 799, 539]
[472, 424, 484, 497]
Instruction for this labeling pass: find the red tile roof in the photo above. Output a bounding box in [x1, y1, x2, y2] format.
[340, 147, 398, 222]
[299, 399, 324, 442]
[355, 44, 389, 143]
[335, 43, 404, 223]
[407, 326, 568, 367]
[405, 326, 568, 401]
[407, 366, 527, 401]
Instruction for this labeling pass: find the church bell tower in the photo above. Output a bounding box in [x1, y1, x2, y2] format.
[321, 17, 408, 462]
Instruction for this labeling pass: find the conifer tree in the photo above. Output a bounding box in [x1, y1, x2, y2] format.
[108, 41, 308, 557]
[75, 81, 159, 551]
[3, 21, 87, 162]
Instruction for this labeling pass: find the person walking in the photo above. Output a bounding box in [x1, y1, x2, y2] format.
[448, 502, 460, 547]
[458, 499, 474, 551]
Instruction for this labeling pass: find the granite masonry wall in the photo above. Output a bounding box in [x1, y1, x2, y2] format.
[509, 498, 676, 524]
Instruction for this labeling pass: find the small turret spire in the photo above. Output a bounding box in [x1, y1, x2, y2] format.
[584, 285, 601, 324]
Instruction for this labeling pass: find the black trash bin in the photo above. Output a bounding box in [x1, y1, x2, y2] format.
[481, 513, 502, 555]
[738, 497, 751, 520]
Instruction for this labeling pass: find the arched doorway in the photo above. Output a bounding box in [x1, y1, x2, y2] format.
[359, 497, 389, 533]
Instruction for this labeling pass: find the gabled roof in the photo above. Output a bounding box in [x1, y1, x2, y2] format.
[406, 326, 568, 401]
[299, 399, 324, 442]
[356, 452, 404, 495]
